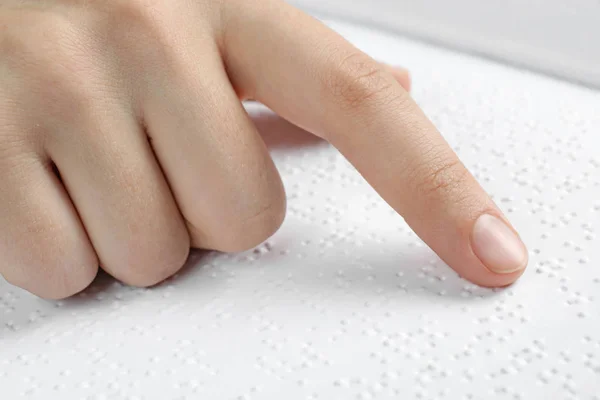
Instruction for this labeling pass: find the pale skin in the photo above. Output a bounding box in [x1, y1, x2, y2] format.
[0, 0, 528, 299]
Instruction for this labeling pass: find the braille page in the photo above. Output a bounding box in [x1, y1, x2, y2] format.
[1, 19, 599, 400]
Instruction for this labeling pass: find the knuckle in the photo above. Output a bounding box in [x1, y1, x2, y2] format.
[105, 0, 183, 70]
[109, 0, 161, 20]
[10, 8, 133, 107]
[107, 0, 163, 35]
[12, 13, 81, 69]
[413, 155, 470, 198]
[325, 51, 396, 110]
[5, 14, 104, 121]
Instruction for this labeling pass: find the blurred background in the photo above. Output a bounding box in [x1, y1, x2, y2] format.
[292, 0, 600, 88]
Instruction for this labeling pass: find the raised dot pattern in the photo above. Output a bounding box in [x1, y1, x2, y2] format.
[1, 18, 599, 400]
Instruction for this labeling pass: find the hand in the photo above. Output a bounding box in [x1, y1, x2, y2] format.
[0, 0, 527, 299]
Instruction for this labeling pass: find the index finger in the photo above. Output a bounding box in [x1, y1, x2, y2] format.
[220, 0, 528, 287]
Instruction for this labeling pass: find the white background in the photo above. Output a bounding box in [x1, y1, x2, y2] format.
[292, 0, 600, 88]
[2, 18, 599, 399]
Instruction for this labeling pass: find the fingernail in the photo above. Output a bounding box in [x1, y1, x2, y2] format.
[471, 214, 528, 274]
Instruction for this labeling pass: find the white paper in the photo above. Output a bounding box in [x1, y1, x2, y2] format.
[1, 19, 599, 400]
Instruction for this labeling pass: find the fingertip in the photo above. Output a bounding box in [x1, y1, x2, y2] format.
[446, 212, 529, 289]
[459, 259, 527, 289]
